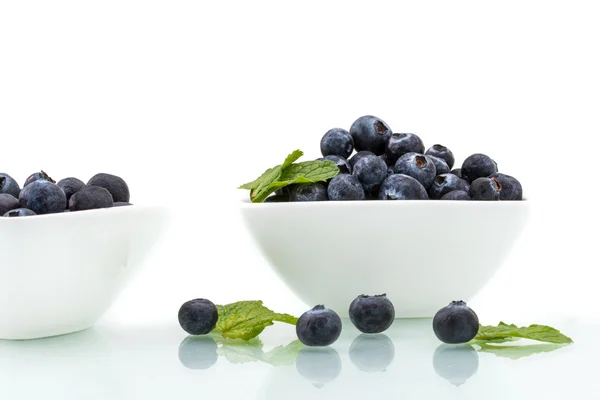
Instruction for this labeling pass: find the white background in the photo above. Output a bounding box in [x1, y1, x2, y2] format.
[1, 0, 599, 327]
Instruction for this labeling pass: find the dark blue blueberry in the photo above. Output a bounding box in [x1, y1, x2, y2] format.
[290, 183, 328, 202]
[18, 180, 66, 214]
[441, 190, 471, 200]
[429, 174, 470, 200]
[327, 174, 365, 201]
[264, 194, 289, 203]
[69, 186, 114, 211]
[320, 128, 354, 159]
[432, 300, 479, 344]
[113, 201, 133, 206]
[387, 165, 395, 176]
[353, 154, 387, 192]
[349, 334, 395, 372]
[275, 184, 296, 197]
[296, 347, 342, 386]
[349, 294, 395, 334]
[489, 173, 523, 200]
[379, 174, 428, 200]
[450, 168, 463, 179]
[461, 154, 498, 183]
[428, 156, 450, 175]
[87, 173, 130, 203]
[394, 152, 436, 189]
[178, 298, 219, 335]
[385, 133, 425, 164]
[296, 305, 342, 346]
[57, 177, 86, 205]
[23, 170, 55, 187]
[3, 208, 36, 217]
[322, 155, 352, 174]
[0, 194, 21, 215]
[178, 336, 218, 370]
[433, 344, 479, 386]
[379, 153, 393, 166]
[470, 177, 502, 200]
[349, 115, 392, 155]
[0, 173, 21, 198]
[426, 144, 455, 169]
[348, 150, 376, 169]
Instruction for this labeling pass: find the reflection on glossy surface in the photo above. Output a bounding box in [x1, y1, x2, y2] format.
[433, 344, 479, 386]
[296, 347, 342, 387]
[178, 336, 218, 369]
[349, 334, 395, 372]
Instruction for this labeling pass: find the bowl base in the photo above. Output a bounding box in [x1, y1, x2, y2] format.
[0, 324, 94, 341]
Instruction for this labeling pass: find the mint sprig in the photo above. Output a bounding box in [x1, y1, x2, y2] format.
[470, 322, 573, 344]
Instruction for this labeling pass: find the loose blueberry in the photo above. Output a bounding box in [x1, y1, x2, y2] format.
[470, 177, 502, 200]
[296, 305, 342, 346]
[489, 173, 523, 200]
[433, 344, 479, 386]
[3, 208, 36, 217]
[349, 334, 395, 372]
[429, 174, 470, 200]
[18, 180, 66, 214]
[348, 150, 376, 169]
[428, 156, 450, 175]
[385, 133, 425, 164]
[352, 154, 387, 192]
[113, 201, 133, 206]
[461, 154, 498, 183]
[349, 294, 395, 334]
[379, 174, 429, 200]
[87, 173, 130, 203]
[425, 144, 455, 169]
[69, 186, 114, 211]
[450, 168, 463, 179]
[264, 195, 289, 203]
[432, 300, 479, 344]
[350, 115, 392, 155]
[394, 152, 436, 189]
[327, 174, 365, 201]
[178, 336, 219, 370]
[290, 183, 328, 202]
[322, 155, 352, 174]
[0, 194, 21, 215]
[178, 298, 219, 335]
[23, 170, 55, 187]
[57, 177, 86, 205]
[320, 128, 354, 159]
[0, 173, 21, 198]
[441, 190, 471, 200]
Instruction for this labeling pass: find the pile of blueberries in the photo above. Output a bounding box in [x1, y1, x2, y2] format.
[0, 170, 131, 217]
[178, 295, 479, 346]
[267, 115, 523, 202]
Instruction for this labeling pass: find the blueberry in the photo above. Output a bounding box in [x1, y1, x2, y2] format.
[450, 168, 463, 179]
[69, 186, 114, 211]
[461, 154, 498, 183]
[489, 173, 523, 200]
[470, 177, 502, 200]
[18, 180, 66, 214]
[394, 152, 436, 189]
[0, 194, 21, 215]
[379, 153, 393, 166]
[349, 334, 395, 372]
[429, 174, 470, 200]
[87, 173, 130, 203]
[327, 174, 365, 201]
[387, 165, 395, 176]
[3, 208, 36, 217]
[296, 347, 342, 386]
[290, 183, 328, 202]
[349, 115, 392, 155]
[433, 344, 479, 386]
[349, 294, 395, 334]
[432, 300, 479, 344]
[348, 150, 376, 169]
[425, 144, 455, 169]
[385, 133, 425, 164]
[264, 194, 289, 203]
[322, 155, 352, 174]
[178, 336, 218, 370]
[352, 154, 387, 192]
[113, 201, 133, 206]
[441, 190, 471, 200]
[320, 128, 354, 159]
[379, 174, 429, 200]
[57, 177, 86, 205]
[296, 305, 342, 346]
[178, 298, 219, 335]
[24, 170, 55, 187]
[428, 156, 450, 175]
[0, 173, 21, 198]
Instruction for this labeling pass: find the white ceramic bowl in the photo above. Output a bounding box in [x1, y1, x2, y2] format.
[0, 206, 169, 340]
[240, 199, 530, 318]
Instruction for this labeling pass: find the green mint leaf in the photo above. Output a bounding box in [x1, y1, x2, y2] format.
[238, 150, 303, 191]
[273, 313, 299, 325]
[282, 149, 304, 169]
[475, 343, 567, 360]
[472, 322, 573, 344]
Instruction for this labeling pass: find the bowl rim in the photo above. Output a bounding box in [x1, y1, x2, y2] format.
[0, 204, 169, 223]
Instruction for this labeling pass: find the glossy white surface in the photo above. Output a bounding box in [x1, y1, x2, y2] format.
[241, 199, 530, 317]
[0, 318, 592, 400]
[0, 206, 169, 340]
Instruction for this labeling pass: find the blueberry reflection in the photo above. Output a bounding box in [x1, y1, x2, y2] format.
[349, 334, 395, 372]
[295, 347, 342, 388]
[178, 336, 218, 370]
[433, 344, 479, 386]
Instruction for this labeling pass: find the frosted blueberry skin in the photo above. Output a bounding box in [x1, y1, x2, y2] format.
[3, 208, 36, 217]
[57, 177, 86, 205]
[441, 190, 471, 200]
[320, 128, 354, 159]
[296, 305, 342, 347]
[450, 168, 463, 179]
[461, 153, 498, 183]
[23, 170, 55, 187]
[0, 194, 20, 215]
[350, 115, 392, 155]
[0, 173, 21, 198]
[290, 183, 328, 202]
[470, 177, 502, 201]
[385, 133, 425, 164]
[349, 294, 395, 334]
[379, 174, 429, 200]
[321, 155, 352, 174]
[178, 298, 219, 335]
[428, 155, 450, 175]
[88, 173, 130, 203]
[18, 180, 66, 214]
[429, 174, 470, 200]
[425, 144, 455, 170]
[489, 173, 523, 200]
[432, 300, 479, 344]
[394, 152, 437, 189]
[69, 186, 114, 211]
[349, 150, 376, 169]
[327, 174, 365, 201]
[353, 154, 388, 192]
